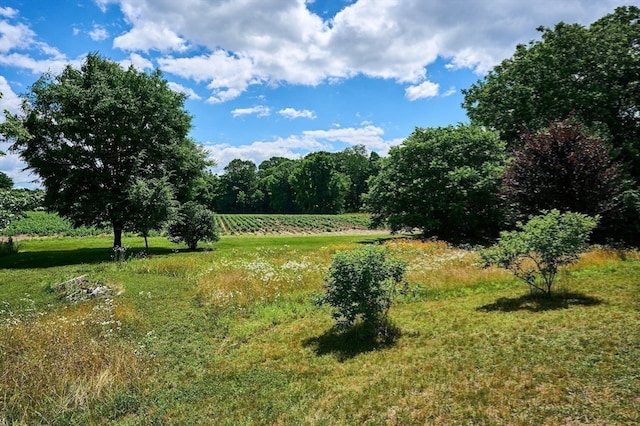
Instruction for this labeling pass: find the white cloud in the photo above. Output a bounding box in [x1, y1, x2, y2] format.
[278, 107, 316, 119]
[114, 21, 188, 53]
[0, 144, 38, 188]
[405, 80, 440, 101]
[0, 7, 17, 18]
[0, 76, 22, 115]
[0, 19, 36, 52]
[119, 52, 153, 70]
[167, 81, 201, 100]
[231, 105, 270, 118]
[0, 52, 75, 75]
[89, 24, 109, 41]
[204, 123, 400, 171]
[97, 0, 629, 102]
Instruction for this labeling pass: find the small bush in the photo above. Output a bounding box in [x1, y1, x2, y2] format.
[317, 245, 407, 331]
[168, 201, 219, 250]
[480, 209, 598, 295]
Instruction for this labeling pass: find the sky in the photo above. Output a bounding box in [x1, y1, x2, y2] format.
[0, 0, 631, 187]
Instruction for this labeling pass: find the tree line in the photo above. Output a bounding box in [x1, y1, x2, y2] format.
[198, 147, 380, 215]
[1, 5, 638, 248]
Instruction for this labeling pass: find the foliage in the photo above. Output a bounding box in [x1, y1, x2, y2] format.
[366, 124, 509, 240]
[257, 157, 297, 213]
[290, 151, 350, 214]
[501, 118, 634, 240]
[216, 159, 263, 213]
[126, 176, 177, 250]
[168, 201, 219, 250]
[462, 6, 640, 178]
[0, 189, 43, 232]
[6, 210, 110, 237]
[4, 53, 209, 248]
[0, 171, 12, 190]
[480, 210, 598, 294]
[333, 145, 381, 212]
[317, 245, 407, 329]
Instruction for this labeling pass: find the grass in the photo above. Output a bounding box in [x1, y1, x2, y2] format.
[1, 234, 639, 424]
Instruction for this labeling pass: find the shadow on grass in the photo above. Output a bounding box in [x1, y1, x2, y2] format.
[0, 247, 177, 269]
[303, 319, 401, 362]
[477, 291, 603, 313]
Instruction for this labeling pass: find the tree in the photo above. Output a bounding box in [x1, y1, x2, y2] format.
[0, 189, 43, 232]
[289, 151, 349, 214]
[334, 145, 378, 212]
[217, 159, 261, 213]
[0, 172, 12, 190]
[3, 54, 209, 247]
[366, 125, 509, 240]
[480, 210, 598, 295]
[168, 201, 219, 251]
[257, 157, 298, 213]
[463, 6, 640, 178]
[126, 176, 177, 251]
[317, 245, 407, 331]
[501, 118, 632, 238]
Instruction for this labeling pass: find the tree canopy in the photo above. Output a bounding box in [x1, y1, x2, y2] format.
[366, 125, 508, 240]
[462, 6, 640, 178]
[3, 54, 210, 247]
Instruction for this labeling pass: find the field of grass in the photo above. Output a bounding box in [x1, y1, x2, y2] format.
[1, 233, 639, 424]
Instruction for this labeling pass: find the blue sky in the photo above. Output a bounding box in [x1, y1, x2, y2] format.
[0, 0, 630, 187]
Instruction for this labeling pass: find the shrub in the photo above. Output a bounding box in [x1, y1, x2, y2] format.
[317, 245, 407, 331]
[479, 210, 598, 295]
[168, 201, 219, 250]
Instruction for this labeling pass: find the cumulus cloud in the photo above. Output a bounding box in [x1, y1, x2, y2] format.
[94, 0, 629, 102]
[0, 76, 22, 114]
[0, 9, 71, 74]
[204, 123, 400, 171]
[0, 7, 18, 18]
[231, 105, 271, 118]
[167, 81, 201, 100]
[0, 18, 37, 52]
[89, 24, 109, 41]
[278, 107, 316, 119]
[114, 21, 188, 53]
[405, 80, 440, 101]
[119, 52, 153, 70]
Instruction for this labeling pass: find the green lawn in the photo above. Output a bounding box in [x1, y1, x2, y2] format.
[1, 234, 639, 424]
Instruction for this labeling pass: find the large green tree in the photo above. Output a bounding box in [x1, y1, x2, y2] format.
[3, 54, 209, 247]
[366, 125, 508, 240]
[462, 6, 640, 178]
[257, 157, 298, 213]
[289, 151, 349, 214]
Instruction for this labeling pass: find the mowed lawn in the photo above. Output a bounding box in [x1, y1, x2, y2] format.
[1, 234, 639, 425]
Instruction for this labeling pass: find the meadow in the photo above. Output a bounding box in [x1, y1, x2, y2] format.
[1, 232, 639, 424]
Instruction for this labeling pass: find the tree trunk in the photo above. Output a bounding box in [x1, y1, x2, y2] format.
[144, 233, 149, 252]
[113, 224, 123, 248]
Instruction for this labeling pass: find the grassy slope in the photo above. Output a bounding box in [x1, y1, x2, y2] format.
[1, 235, 639, 424]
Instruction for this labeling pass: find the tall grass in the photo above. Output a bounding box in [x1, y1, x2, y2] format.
[0, 234, 638, 424]
[0, 299, 152, 423]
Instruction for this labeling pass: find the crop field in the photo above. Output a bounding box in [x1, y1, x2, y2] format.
[1, 234, 639, 424]
[215, 213, 378, 235]
[6, 211, 380, 237]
